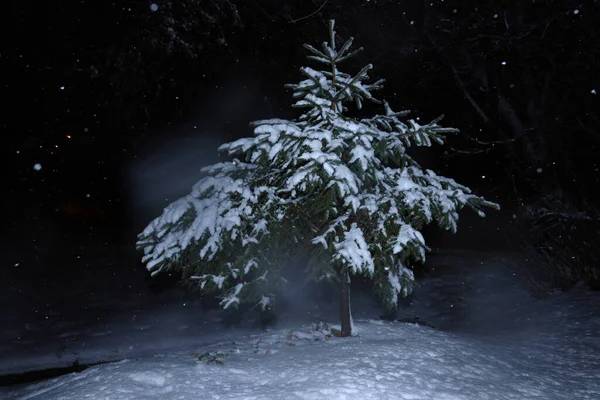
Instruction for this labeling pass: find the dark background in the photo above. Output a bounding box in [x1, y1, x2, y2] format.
[2, 0, 599, 317]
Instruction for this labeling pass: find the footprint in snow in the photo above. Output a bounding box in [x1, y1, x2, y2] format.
[128, 371, 168, 386]
[91, 331, 112, 337]
[58, 331, 81, 338]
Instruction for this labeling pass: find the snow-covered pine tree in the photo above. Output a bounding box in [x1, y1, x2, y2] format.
[137, 20, 499, 337]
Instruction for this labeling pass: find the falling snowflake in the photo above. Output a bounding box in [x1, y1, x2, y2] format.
[592, 89, 597, 95]
[33, 163, 42, 171]
[536, 168, 543, 174]
[573, 9, 580, 15]
[501, 61, 507, 65]
[150, 3, 159, 12]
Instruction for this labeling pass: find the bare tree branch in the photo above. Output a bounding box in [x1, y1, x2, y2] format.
[288, 1, 328, 24]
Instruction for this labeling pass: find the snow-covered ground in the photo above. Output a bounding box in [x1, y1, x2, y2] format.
[1, 250, 599, 399]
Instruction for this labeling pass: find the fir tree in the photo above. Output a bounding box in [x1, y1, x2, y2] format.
[137, 20, 499, 337]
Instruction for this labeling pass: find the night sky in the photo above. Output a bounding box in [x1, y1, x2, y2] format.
[2, 0, 599, 342]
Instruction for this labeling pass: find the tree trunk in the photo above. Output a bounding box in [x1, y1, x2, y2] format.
[339, 267, 352, 337]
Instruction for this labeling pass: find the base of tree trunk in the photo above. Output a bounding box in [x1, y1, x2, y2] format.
[340, 267, 351, 337]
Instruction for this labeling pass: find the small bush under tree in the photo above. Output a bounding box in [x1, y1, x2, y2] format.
[506, 196, 600, 295]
